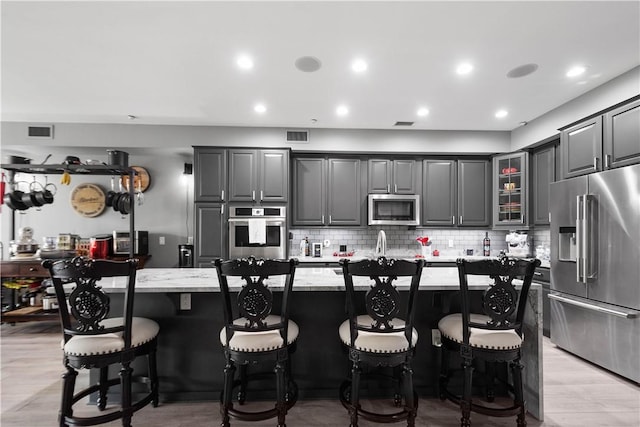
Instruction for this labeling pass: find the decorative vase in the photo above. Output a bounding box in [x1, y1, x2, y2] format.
[421, 245, 431, 257]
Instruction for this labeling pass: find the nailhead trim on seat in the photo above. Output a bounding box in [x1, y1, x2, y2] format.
[219, 314, 299, 352]
[438, 313, 522, 350]
[338, 314, 418, 353]
[63, 317, 160, 356]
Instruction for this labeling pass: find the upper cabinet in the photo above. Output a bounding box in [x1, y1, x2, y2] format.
[292, 157, 362, 226]
[422, 159, 490, 227]
[493, 152, 529, 229]
[531, 142, 558, 226]
[194, 147, 227, 203]
[367, 159, 417, 194]
[561, 97, 640, 179]
[228, 149, 289, 203]
[458, 159, 491, 227]
[604, 98, 640, 170]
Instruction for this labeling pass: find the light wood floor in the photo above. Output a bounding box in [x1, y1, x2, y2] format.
[1, 321, 638, 426]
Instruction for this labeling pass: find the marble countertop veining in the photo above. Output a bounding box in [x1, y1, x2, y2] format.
[99, 266, 539, 294]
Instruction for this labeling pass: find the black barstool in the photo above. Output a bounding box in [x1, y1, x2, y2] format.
[338, 256, 425, 427]
[437, 255, 540, 427]
[214, 257, 299, 427]
[42, 256, 159, 427]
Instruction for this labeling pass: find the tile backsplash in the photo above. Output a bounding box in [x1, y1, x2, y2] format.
[290, 227, 510, 257]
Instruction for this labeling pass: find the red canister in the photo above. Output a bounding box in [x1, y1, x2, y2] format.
[89, 235, 112, 259]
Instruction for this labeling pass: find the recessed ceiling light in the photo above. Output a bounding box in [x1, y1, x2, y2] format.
[566, 66, 586, 78]
[254, 104, 266, 114]
[456, 62, 473, 75]
[237, 55, 254, 70]
[351, 59, 368, 73]
[495, 109, 508, 119]
[416, 108, 429, 117]
[336, 105, 349, 116]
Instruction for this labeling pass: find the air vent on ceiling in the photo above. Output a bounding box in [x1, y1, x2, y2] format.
[286, 129, 309, 143]
[394, 121, 414, 127]
[27, 125, 54, 139]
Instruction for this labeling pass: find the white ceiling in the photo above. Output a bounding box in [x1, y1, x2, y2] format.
[2, 1, 639, 132]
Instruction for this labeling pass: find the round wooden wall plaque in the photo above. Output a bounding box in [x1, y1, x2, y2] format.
[121, 166, 151, 192]
[70, 183, 106, 218]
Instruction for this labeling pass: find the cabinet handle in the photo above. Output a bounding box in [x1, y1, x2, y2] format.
[394, 184, 398, 193]
[329, 215, 332, 224]
[221, 204, 224, 215]
[521, 213, 525, 224]
[29, 267, 36, 272]
[260, 190, 264, 201]
[593, 157, 599, 170]
[387, 184, 390, 193]
[252, 190, 255, 201]
[549, 212, 551, 223]
[604, 154, 611, 169]
[221, 190, 225, 201]
[534, 271, 543, 277]
[452, 216, 456, 225]
[459, 215, 463, 225]
[322, 215, 325, 224]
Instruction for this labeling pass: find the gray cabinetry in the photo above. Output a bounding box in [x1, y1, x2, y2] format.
[229, 149, 289, 203]
[194, 203, 226, 267]
[292, 157, 325, 226]
[422, 159, 456, 226]
[604, 98, 640, 169]
[194, 148, 227, 203]
[367, 159, 417, 194]
[328, 158, 361, 225]
[292, 157, 361, 226]
[459, 159, 491, 227]
[560, 97, 640, 179]
[493, 152, 529, 229]
[531, 143, 557, 225]
[561, 117, 603, 179]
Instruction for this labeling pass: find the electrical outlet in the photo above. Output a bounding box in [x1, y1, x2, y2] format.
[159, 236, 165, 245]
[187, 236, 193, 245]
[431, 329, 442, 347]
[448, 239, 454, 248]
[180, 293, 191, 310]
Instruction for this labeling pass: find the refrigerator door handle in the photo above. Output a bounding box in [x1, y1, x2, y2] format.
[549, 294, 637, 319]
[576, 195, 584, 283]
[584, 194, 596, 280]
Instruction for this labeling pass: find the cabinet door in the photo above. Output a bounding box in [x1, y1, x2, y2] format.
[292, 158, 325, 225]
[532, 144, 556, 225]
[458, 160, 490, 227]
[561, 117, 603, 179]
[194, 148, 227, 202]
[194, 203, 226, 266]
[422, 159, 456, 226]
[367, 159, 391, 193]
[604, 98, 640, 169]
[494, 152, 529, 228]
[328, 158, 361, 225]
[228, 149, 257, 202]
[393, 159, 416, 194]
[259, 150, 289, 202]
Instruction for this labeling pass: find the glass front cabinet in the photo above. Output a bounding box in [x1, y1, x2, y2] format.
[493, 152, 530, 229]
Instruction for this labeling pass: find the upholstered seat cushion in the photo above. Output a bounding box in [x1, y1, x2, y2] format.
[219, 314, 299, 352]
[64, 317, 159, 356]
[338, 315, 418, 353]
[438, 313, 523, 350]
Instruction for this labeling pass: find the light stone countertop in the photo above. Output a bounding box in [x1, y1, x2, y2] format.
[99, 265, 540, 293]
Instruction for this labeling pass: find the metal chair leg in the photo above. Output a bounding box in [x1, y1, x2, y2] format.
[460, 357, 473, 427]
[97, 366, 109, 410]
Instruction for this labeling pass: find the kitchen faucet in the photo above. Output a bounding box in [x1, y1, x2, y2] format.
[375, 230, 386, 257]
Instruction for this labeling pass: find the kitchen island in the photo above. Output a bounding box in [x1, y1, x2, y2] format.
[100, 260, 543, 420]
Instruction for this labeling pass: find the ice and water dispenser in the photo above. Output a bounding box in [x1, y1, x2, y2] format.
[558, 227, 577, 262]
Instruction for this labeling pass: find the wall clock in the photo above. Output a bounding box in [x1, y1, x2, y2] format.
[120, 166, 151, 193]
[70, 183, 106, 218]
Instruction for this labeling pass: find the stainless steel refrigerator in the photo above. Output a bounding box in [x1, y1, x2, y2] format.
[550, 164, 640, 383]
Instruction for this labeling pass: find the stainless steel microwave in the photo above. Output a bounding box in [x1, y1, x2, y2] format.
[112, 230, 149, 255]
[368, 194, 420, 226]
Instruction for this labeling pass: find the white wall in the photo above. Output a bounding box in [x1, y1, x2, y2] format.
[511, 66, 640, 150]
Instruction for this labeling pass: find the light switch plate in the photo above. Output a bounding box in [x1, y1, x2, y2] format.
[159, 236, 166, 245]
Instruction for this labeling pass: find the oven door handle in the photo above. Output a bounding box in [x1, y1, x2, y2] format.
[228, 218, 285, 225]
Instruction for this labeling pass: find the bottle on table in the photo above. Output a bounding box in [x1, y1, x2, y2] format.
[483, 232, 491, 256]
[304, 237, 310, 257]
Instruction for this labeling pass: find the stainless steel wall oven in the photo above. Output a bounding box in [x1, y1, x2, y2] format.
[228, 206, 286, 259]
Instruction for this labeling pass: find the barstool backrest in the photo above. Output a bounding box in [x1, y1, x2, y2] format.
[456, 255, 541, 341]
[340, 256, 425, 349]
[214, 257, 298, 343]
[42, 256, 138, 348]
